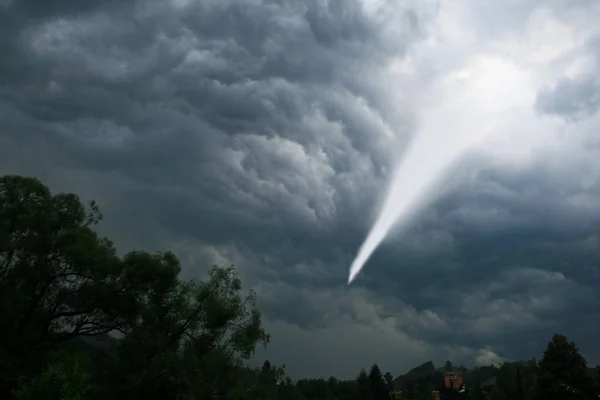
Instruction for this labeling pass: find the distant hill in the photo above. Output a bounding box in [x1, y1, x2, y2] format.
[393, 361, 436, 389]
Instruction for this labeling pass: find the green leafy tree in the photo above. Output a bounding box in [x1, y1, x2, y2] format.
[0, 175, 271, 400]
[14, 350, 92, 400]
[110, 265, 270, 399]
[0, 175, 129, 395]
[536, 333, 594, 400]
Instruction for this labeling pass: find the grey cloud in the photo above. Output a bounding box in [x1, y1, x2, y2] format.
[339, 156, 600, 365]
[462, 0, 599, 40]
[534, 33, 600, 119]
[1, 0, 412, 265]
[536, 75, 600, 119]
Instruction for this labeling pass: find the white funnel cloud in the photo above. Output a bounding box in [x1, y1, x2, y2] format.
[348, 125, 482, 283]
[348, 52, 534, 283]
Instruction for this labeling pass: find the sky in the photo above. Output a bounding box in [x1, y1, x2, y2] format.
[1, 0, 600, 380]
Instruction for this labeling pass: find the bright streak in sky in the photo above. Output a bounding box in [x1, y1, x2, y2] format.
[346, 0, 561, 283]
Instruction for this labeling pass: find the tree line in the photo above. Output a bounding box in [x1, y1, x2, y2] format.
[1, 174, 599, 400]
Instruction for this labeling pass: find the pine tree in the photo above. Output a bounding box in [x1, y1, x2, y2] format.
[515, 366, 524, 400]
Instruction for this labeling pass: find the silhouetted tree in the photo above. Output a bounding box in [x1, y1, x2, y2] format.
[368, 364, 389, 400]
[0, 175, 272, 400]
[536, 333, 593, 400]
[357, 369, 371, 400]
[384, 372, 394, 393]
[515, 366, 524, 400]
[468, 384, 486, 400]
[14, 350, 92, 400]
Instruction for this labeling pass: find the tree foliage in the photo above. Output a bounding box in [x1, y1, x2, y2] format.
[14, 350, 92, 400]
[0, 175, 271, 400]
[536, 334, 594, 400]
[493, 361, 536, 400]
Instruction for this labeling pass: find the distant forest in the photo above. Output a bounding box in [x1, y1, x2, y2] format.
[1, 174, 599, 400]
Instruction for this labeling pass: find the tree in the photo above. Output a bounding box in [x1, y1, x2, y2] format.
[0, 175, 271, 400]
[384, 372, 394, 393]
[357, 369, 371, 400]
[536, 333, 594, 400]
[515, 366, 524, 400]
[369, 364, 390, 400]
[467, 384, 486, 400]
[0, 175, 129, 395]
[495, 362, 517, 399]
[14, 350, 92, 400]
[493, 361, 536, 400]
[279, 376, 307, 400]
[109, 265, 270, 400]
[254, 360, 286, 400]
[445, 361, 454, 372]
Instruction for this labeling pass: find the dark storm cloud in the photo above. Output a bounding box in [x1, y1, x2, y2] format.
[0, 0, 417, 264]
[336, 155, 600, 356]
[1, 0, 600, 379]
[250, 149, 600, 375]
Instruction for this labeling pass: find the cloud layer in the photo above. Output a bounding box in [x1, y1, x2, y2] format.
[1, 0, 600, 379]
